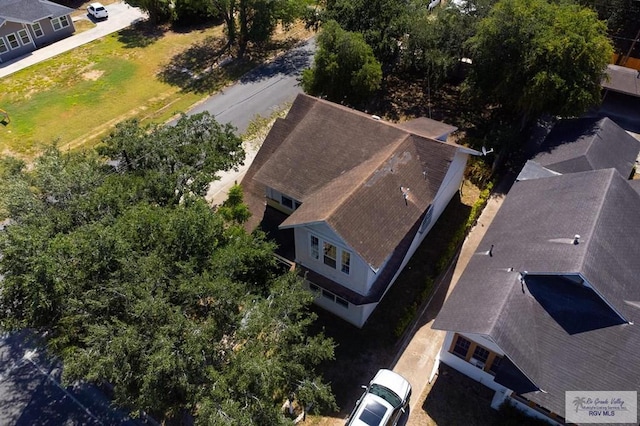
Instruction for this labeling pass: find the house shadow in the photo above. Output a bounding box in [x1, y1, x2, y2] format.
[420, 364, 498, 426]
[309, 191, 472, 417]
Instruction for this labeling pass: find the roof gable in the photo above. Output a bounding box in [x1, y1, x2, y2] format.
[251, 94, 460, 269]
[533, 117, 640, 177]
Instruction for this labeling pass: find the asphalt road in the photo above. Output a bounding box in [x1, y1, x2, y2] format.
[185, 37, 316, 134]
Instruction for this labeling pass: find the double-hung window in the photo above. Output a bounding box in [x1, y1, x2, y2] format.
[341, 251, 350, 274]
[310, 236, 319, 260]
[18, 29, 30, 45]
[323, 242, 337, 269]
[6, 34, 19, 49]
[0, 38, 8, 54]
[32, 22, 44, 38]
[52, 16, 70, 31]
[310, 234, 351, 275]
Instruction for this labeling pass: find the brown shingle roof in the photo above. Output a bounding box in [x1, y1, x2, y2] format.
[394, 117, 457, 140]
[247, 94, 459, 269]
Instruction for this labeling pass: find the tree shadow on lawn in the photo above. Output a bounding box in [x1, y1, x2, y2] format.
[311, 192, 472, 418]
[117, 22, 166, 49]
[239, 38, 313, 84]
[158, 36, 232, 94]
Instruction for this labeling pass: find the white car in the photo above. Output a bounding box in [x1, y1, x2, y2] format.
[346, 369, 412, 426]
[88, 2, 108, 19]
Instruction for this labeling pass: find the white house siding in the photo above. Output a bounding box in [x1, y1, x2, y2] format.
[294, 224, 370, 295]
[304, 280, 369, 327]
[439, 332, 563, 425]
[439, 331, 508, 393]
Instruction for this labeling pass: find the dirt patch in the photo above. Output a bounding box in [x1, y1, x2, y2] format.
[82, 69, 104, 81]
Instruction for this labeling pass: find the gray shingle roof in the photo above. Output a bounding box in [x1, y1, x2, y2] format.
[603, 64, 640, 97]
[532, 117, 640, 178]
[433, 169, 640, 417]
[247, 94, 459, 270]
[0, 0, 73, 23]
[629, 179, 640, 196]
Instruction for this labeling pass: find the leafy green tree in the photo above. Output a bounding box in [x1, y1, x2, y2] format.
[98, 112, 245, 205]
[0, 119, 336, 423]
[324, 0, 410, 69]
[217, 183, 251, 224]
[173, 0, 221, 25]
[578, 0, 640, 39]
[398, 6, 475, 87]
[126, 0, 173, 24]
[466, 0, 613, 127]
[302, 20, 383, 105]
[210, 0, 306, 57]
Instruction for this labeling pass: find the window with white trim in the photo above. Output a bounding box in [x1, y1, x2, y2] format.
[279, 193, 301, 211]
[51, 16, 70, 31]
[310, 236, 319, 260]
[323, 242, 337, 268]
[309, 234, 352, 275]
[18, 29, 30, 45]
[341, 251, 350, 274]
[310, 285, 349, 309]
[32, 22, 44, 38]
[6, 34, 19, 49]
[281, 195, 293, 209]
[449, 334, 503, 376]
[0, 37, 8, 54]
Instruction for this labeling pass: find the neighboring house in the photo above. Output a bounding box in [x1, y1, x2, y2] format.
[431, 117, 640, 424]
[603, 64, 640, 98]
[0, 0, 75, 63]
[242, 94, 478, 327]
[518, 116, 640, 182]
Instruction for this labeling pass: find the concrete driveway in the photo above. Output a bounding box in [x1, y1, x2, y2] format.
[0, 2, 146, 79]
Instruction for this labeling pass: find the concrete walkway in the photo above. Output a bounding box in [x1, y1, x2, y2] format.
[0, 2, 146, 79]
[390, 178, 512, 422]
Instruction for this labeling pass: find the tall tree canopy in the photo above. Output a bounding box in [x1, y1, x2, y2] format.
[302, 20, 383, 105]
[126, 0, 173, 24]
[466, 0, 613, 125]
[0, 113, 336, 424]
[210, 0, 307, 56]
[578, 0, 640, 61]
[323, 0, 411, 69]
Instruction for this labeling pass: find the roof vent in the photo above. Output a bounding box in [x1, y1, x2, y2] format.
[573, 234, 580, 245]
[400, 186, 410, 205]
[371, 115, 381, 121]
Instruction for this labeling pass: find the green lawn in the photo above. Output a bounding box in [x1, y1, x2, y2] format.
[0, 24, 230, 156]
